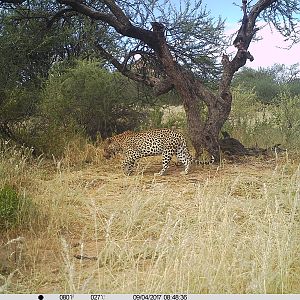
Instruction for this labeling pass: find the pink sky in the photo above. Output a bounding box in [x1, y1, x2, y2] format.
[225, 23, 300, 69]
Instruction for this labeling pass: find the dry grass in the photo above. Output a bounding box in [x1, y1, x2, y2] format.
[0, 143, 299, 294]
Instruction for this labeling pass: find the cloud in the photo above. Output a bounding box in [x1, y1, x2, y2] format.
[224, 23, 300, 69]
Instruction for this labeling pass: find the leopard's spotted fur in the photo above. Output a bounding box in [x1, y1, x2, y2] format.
[103, 128, 193, 175]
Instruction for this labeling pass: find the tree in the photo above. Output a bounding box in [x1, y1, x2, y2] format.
[1, 0, 299, 161]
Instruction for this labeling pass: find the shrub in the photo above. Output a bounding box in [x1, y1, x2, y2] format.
[0, 185, 21, 228]
[41, 59, 146, 139]
[224, 87, 300, 150]
[0, 141, 35, 186]
[274, 92, 300, 149]
[0, 184, 38, 230]
[143, 106, 187, 130]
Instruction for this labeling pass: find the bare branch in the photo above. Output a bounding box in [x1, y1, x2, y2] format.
[57, 0, 123, 29]
[219, 0, 277, 96]
[46, 8, 76, 28]
[248, 0, 277, 28]
[101, 0, 131, 27]
[57, 0, 157, 49]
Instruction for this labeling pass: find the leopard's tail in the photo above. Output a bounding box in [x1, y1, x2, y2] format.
[192, 155, 215, 165]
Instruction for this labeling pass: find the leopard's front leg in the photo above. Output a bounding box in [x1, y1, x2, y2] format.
[121, 154, 136, 176]
[122, 160, 135, 175]
[156, 150, 174, 176]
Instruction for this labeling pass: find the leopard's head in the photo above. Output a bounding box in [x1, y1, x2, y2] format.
[103, 137, 120, 159]
[103, 131, 133, 159]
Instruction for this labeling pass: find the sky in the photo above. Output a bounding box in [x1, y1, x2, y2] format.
[201, 0, 300, 69]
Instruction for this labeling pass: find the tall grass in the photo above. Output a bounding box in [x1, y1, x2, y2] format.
[1, 150, 297, 294]
[71, 161, 299, 294]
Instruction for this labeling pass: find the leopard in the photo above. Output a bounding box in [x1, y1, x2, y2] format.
[103, 128, 194, 175]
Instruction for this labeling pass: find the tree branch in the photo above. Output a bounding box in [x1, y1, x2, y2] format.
[122, 49, 154, 71]
[94, 43, 173, 96]
[248, 0, 277, 29]
[219, 0, 278, 97]
[57, 0, 123, 29]
[101, 0, 131, 27]
[57, 0, 157, 49]
[46, 8, 76, 28]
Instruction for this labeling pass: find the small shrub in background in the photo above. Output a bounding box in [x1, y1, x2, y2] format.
[146, 107, 164, 128]
[163, 110, 187, 130]
[0, 185, 21, 228]
[63, 136, 104, 167]
[0, 141, 35, 187]
[274, 92, 300, 149]
[17, 59, 150, 158]
[142, 106, 187, 130]
[0, 143, 39, 230]
[41, 59, 146, 138]
[224, 86, 300, 150]
[0, 184, 37, 230]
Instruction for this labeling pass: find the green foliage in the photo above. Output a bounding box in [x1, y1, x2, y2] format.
[0, 185, 19, 228]
[0, 4, 114, 147]
[233, 68, 280, 104]
[0, 141, 34, 185]
[0, 185, 30, 229]
[273, 93, 300, 148]
[0, 87, 40, 137]
[0, 8, 58, 142]
[283, 79, 300, 97]
[0, 142, 39, 230]
[34, 59, 146, 155]
[147, 108, 164, 128]
[224, 86, 300, 149]
[233, 65, 300, 104]
[0, 3, 102, 89]
[142, 105, 187, 130]
[0, 184, 38, 230]
[162, 110, 187, 130]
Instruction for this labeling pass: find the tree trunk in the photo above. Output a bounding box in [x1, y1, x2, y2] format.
[175, 85, 205, 158]
[201, 93, 232, 162]
[177, 78, 232, 162]
[151, 22, 233, 162]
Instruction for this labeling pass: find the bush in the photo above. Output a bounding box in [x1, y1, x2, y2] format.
[20, 59, 152, 157]
[143, 106, 187, 130]
[0, 184, 38, 230]
[0, 185, 21, 228]
[224, 87, 300, 149]
[0, 141, 35, 185]
[233, 67, 280, 104]
[274, 92, 300, 149]
[41, 59, 146, 139]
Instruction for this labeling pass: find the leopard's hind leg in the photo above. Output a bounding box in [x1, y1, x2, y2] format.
[176, 145, 192, 175]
